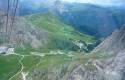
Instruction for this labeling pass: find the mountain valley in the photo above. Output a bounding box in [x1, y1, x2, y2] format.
[0, 0, 125, 80]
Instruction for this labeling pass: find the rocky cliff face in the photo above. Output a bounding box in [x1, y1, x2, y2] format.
[0, 11, 49, 49]
[93, 25, 125, 55]
[88, 25, 125, 80]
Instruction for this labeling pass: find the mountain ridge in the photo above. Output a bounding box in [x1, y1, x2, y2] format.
[19, 2, 125, 37]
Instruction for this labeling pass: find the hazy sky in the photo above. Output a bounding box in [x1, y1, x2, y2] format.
[1, 0, 125, 7]
[19, 0, 125, 6]
[62, 0, 125, 5]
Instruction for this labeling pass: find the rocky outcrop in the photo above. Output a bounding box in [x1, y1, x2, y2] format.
[0, 12, 49, 49]
[104, 50, 125, 80]
[0, 46, 14, 54]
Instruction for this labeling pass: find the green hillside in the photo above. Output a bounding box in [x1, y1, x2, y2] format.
[26, 12, 95, 51]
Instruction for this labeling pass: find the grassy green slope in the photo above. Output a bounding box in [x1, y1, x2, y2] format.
[26, 12, 95, 51]
[0, 55, 21, 80]
[26, 13, 94, 42]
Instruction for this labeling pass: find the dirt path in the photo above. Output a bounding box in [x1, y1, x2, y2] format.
[9, 54, 24, 80]
[8, 50, 68, 80]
